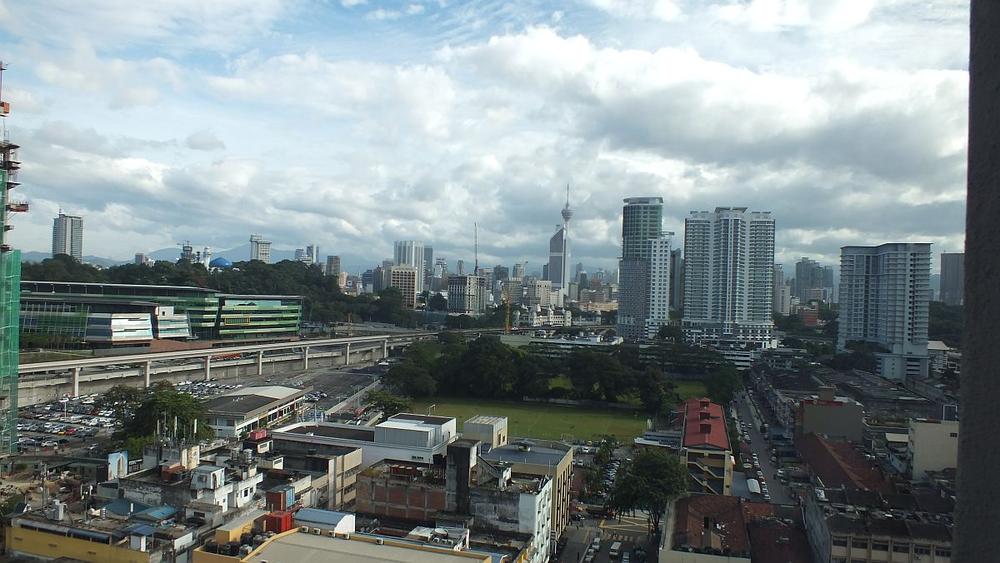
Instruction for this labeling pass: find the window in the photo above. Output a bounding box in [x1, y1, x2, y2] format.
[852, 538, 869, 549]
[914, 545, 931, 555]
[891, 543, 910, 553]
[833, 537, 849, 547]
[871, 542, 888, 551]
[935, 547, 951, 557]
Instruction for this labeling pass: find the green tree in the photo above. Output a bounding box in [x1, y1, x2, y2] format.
[568, 349, 631, 402]
[613, 448, 688, 533]
[129, 382, 213, 441]
[97, 385, 145, 428]
[385, 361, 437, 398]
[705, 364, 741, 405]
[364, 389, 412, 421]
[428, 293, 448, 311]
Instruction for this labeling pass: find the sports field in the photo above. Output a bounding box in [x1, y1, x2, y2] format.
[674, 381, 708, 400]
[408, 398, 648, 441]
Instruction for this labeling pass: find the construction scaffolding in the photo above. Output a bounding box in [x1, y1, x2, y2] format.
[0, 61, 25, 455]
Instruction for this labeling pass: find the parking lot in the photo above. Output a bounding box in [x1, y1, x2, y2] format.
[17, 393, 117, 453]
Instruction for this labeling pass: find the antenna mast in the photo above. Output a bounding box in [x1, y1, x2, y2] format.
[474, 222, 479, 274]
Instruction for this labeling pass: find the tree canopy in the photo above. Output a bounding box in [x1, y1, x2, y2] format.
[609, 448, 688, 532]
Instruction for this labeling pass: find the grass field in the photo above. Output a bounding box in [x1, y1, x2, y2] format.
[674, 381, 708, 400]
[409, 398, 648, 441]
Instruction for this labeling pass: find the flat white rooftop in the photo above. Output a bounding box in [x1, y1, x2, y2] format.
[247, 532, 490, 563]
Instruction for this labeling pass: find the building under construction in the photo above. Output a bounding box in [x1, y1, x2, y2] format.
[0, 61, 27, 454]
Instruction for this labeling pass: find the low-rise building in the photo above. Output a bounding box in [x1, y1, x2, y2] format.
[355, 439, 553, 563]
[795, 386, 865, 442]
[274, 413, 458, 469]
[803, 487, 952, 563]
[681, 398, 733, 495]
[662, 495, 751, 562]
[479, 438, 573, 542]
[204, 385, 311, 438]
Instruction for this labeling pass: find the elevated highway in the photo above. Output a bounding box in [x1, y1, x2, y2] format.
[16, 332, 436, 407]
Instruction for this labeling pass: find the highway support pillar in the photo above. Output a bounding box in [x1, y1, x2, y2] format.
[71, 367, 80, 398]
[303, 346, 310, 370]
[345, 343, 351, 366]
[204, 357, 211, 381]
[143, 361, 152, 387]
[256, 350, 264, 376]
[382, 339, 388, 360]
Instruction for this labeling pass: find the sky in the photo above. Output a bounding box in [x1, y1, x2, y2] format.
[0, 0, 969, 273]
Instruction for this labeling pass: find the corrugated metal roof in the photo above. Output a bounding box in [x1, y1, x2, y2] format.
[294, 508, 351, 527]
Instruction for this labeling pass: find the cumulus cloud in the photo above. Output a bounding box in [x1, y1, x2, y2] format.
[0, 1, 970, 272]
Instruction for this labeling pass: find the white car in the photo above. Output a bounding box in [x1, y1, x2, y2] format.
[40, 440, 58, 448]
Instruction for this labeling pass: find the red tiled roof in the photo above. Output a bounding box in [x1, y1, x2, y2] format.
[683, 397, 730, 450]
[671, 495, 749, 554]
[797, 433, 889, 493]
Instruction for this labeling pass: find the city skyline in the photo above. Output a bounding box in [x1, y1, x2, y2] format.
[0, 2, 968, 271]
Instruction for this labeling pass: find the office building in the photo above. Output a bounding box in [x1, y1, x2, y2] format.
[249, 234, 272, 263]
[388, 266, 418, 309]
[773, 263, 791, 315]
[204, 385, 310, 438]
[457, 259, 465, 276]
[394, 240, 426, 295]
[325, 255, 341, 278]
[682, 207, 776, 346]
[52, 212, 83, 260]
[939, 252, 964, 306]
[512, 262, 525, 280]
[294, 245, 317, 265]
[617, 196, 663, 342]
[644, 235, 673, 338]
[134, 253, 151, 266]
[20, 281, 301, 345]
[0, 67, 23, 454]
[525, 279, 553, 308]
[424, 245, 434, 288]
[669, 248, 684, 311]
[448, 275, 487, 316]
[493, 265, 509, 281]
[794, 257, 834, 303]
[837, 243, 931, 380]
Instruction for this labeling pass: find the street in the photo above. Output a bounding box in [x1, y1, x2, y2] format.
[734, 391, 793, 505]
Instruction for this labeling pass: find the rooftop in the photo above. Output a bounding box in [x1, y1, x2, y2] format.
[391, 413, 455, 425]
[245, 530, 492, 563]
[204, 386, 307, 417]
[671, 495, 749, 556]
[682, 398, 730, 451]
[465, 415, 507, 426]
[283, 423, 375, 442]
[798, 433, 889, 493]
[480, 441, 571, 467]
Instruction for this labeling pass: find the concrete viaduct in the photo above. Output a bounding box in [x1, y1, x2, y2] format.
[15, 333, 436, 407]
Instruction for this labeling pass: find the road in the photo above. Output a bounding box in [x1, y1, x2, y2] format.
[734, 391, 793, 505]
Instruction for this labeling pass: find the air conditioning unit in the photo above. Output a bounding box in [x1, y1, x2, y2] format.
[300, 526, 309, 532]
[327, 530, 336, 537]
[376, 538, 384, 546]
[312, 528, 322, 535]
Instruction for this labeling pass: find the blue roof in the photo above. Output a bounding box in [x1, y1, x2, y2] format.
[103, 498, 150, 517]
[135, 505, 177, 521]
[122, 523, 156, 536]
[210, 257, 233, 268]
[294, 508, 351, 527]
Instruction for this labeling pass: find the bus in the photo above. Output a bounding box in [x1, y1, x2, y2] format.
[609, 541, 623, 559]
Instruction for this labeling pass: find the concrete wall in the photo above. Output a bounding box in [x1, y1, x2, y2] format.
[799, 401, 864, 442]
[910, 419, 959, 478]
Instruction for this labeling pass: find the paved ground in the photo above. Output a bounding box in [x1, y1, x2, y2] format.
[735, 391, 793, 505]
